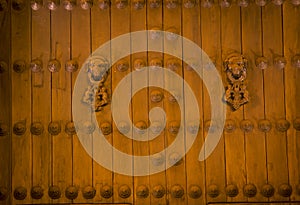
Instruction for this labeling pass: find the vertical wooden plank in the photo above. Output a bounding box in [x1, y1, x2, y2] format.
[31, 5, 51, 204]
[131, 2, 150, 205]
[111, 0, 133, 203]
[0, 2, 11, 204]
[283, 4, 300, 202]
[71, 4, 93, 203]
[147, 1, 167, 205]
[51, 5, 72, 203]
[241, 4, 268, 203]
[221, 5, 247, 202]
[163, 1, 187, 205]
[262, 4, 289, 202]
[182, 3, 206, 205]
[201, 4, 226, 203]
[91, 3, 113, 204]
[11, 1, 32, 204]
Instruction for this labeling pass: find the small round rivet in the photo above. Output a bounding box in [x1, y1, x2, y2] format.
[100, 185, 113, 199]
[30, 122, 44, 135]
[48, 121, 61, 135]
[292, 54, 300, 68]
[168, 90, 180, 103]
[274, 56, 287, 69]
[48, 59, 61, 72]
[188, 185, 201, 199]
[98, 0, 110, 9]
[258, 119, 272, 132]
[136, 185, 149, 198]
[187, 121, 200, 134]
[278, 183, 292, 197]
[152, 185, 165, 198]
[224, 119, 236, 133]
[65, 121, 76, 135]
[225, 184, 238, 197]
[207, 184, 219, 198]
[12, 0, 25, 11]
[30, 59, 42, 73]
[100, 122, 112, 135]
[63, 0, 76, 10]
[166, 28, 178, 41]
[31, 0, 43, 10]
[151, 153, 165, 166]
[0, 61, 8, 73]
[81, 121, 95, 134]
[255, 56, 269, 70]
[117, 121, 130, 134]
[135, 121, 147, 135]
[204, 120, 218, 133]
[166, 0, 178, 9]
[65, 59, 78, 73]
[171, 184, 184, 198]
[150, 121, 163, 134]
[65, 186, 78, 200]
[0, 187, 8, 201]
[133, 58, 146, 71]
[183, 0, 195, 8]
[0, 122, 8, 137]
[31, 186, 44, 199]
[276, 118, 290, 132]
[166, 59, 180, 71]
[14, 186, 27, 200]
[293, 118, 300, 131]
[82, 186, 96, 199]
[149, 58, 163, 69]
[149, 0, 161, 8]
[238, 0, 249, 7]
[240, 119, 254, 133]
[168, 121, 180, 135]
[219, 0, 231, 7]
[133, 0, 144, 9]
[46, 0, 60, 10]
[169, 152, 183, 166]
[48, 186, 61, 199]
[261, 184, 275, 198]
[272, 0, 284, 5]
[115, 0, 127, 9]
[118, 184, 131, 199]
[243, 183, 257, 197]
[150, 89, 163, 103]
[0, 0, 7, 11]
[291, 0, 300, 6]
[13, 121, 26, 136]
[116, 59, 129, 72]
[80, 0, 93, 9]
[201, 0, 213, 8]
[255, 0, 268, 6]
[13, 60, 26, 73]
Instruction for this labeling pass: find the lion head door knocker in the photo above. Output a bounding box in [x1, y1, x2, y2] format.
[224, 54, 249, 110]
[82, 56, 110, 112]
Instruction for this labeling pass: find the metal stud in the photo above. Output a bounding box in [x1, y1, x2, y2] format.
[150, 121, 163, 135]
[133, 58, 146, 71]
[100, 122, 112, 135]
[151, 153, 165, 166]
[30, 59, 43, 73]
[149, 58, 163, 69]
[46, 0, 60, 10]
[219, 0, 231, 7]
[166, 58, 180, 71]
[13, 121, 26, 136]
[80, 0, 93, 9]
[30, 0, 43, 10]
[98, 0, 110, 9]
[238, 0, 249, 6]
[225, 184, 238, 197]
[65, 59, 78, 73]
[81, 121, 95, 134]
[171, 184, 184, 198]
[14, 186, 27, 200]
[273, 56, 287, 69]
[115, 0, 127, 9]
[261, 184, 275, 198]
[224, 119, 236, 133]
[201, 0, 213, 8]
[240, 119, 254, 133]
[117, 121, 130, 134]
[0, 187, 8, 201]
[0, 122, 8, 137]
[187, 121, 200, 134]
[275, 118, 290, 132]
[184, 0, 195, 7]
[13, 60, 26, 73]
[291, 0, 300, 6]
[0, 61, 7, 73]
[118, 184, 131, 199]
[0, 0, 7, 11]
[150, 89, 163, 103]
[116, 59, 129, 72]
[48, 186, 61, 199]
[82, 186, 96, 199]
[166, 28, 178, 41]
[272, 0, 284, 5]
[207, 184, 219, 198]
[48, 59, 61, 72]
[65, 186, 78, 200]
[152, 185, 165, 198]
[255, 56, 269, 70]
[243, 183, 257, 197]
[293, 118, 300, 131]
[100, 185, 113, 199]
[149, 0, 161, 8]
[133, 0, 144, 9]
[168, 121, 180, 135]
[31, 186, 44, 199]
[166, 0, 179, 9]
[63, 0, 76, 10]
[278, 183, 292, 197]
[169, 152, 183, 166]
[255, 0, 268, 6]
[135, 121, 147, 135]
[48, 121, 61, 135]
[149, 27, 162, 40]
[65, 121, 76, 135]
[292, 54, 300, 68]
[12, 0, 25, 11]
[136, 185, 149, 198]
[258, 119, 272, 132]
[30, 122, 44, 135]
[168, 90, 180, 103]
[188, 185, 201, 199]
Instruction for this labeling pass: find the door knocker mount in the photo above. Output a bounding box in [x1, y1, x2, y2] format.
[224, 53, 249, 110]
